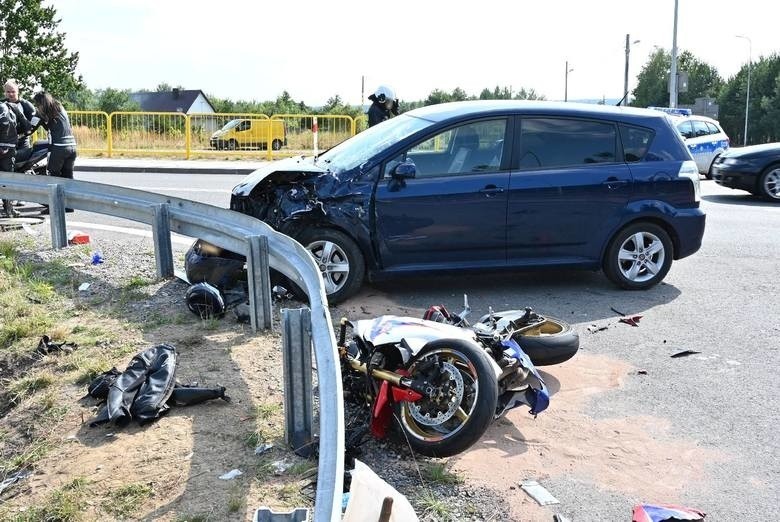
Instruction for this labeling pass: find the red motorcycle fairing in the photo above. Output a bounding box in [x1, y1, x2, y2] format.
[369, 370, 423, 438]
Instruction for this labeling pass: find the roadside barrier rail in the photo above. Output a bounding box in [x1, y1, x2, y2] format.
[0, 171, 344, 522]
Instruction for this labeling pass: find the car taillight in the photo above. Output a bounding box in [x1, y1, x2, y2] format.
[678, 160, 701, 202]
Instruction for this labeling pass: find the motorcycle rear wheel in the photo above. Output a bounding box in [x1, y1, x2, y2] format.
[395, 338, 498, 457]
[512, 316, 579, 366]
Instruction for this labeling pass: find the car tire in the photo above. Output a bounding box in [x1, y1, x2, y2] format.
[757, 164, 780, 202]
[603, 222, 673, 290]
[227, 139, 238, 151]
[272, 139, 283, 151]
[297, 228, 365, 304]
[706, 158, 717, 180]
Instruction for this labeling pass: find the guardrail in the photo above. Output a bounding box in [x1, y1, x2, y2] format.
[69, 110, 360, 160]
[0, 171, 344, 521]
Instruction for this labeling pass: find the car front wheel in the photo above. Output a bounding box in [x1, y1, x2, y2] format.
[603, 222, 673, 290]
[758, 165, 780, 202]
[298, 228, 365, 304]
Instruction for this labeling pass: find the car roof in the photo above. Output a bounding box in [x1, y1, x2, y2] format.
[668, 113, 721, 125]
[406, 100, 671, 126]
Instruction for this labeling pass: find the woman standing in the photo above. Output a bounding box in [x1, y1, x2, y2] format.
[33, 91, 76, 180]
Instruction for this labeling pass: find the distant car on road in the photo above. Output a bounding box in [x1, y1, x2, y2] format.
[711, 143, 780, 201]
[648, 108, 729, 178]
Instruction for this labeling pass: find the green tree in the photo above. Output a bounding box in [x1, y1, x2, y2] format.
[718, 54, 780, 144]
[94, 88, 139, 113]
[0, 0, 82, 98]
[632, 48, 723, 107]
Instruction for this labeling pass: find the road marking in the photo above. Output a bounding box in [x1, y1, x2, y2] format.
[65, 220, 195, 245]
[133, 187, 232, 193]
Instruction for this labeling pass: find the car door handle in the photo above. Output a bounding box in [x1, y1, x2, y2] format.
[601, 179, 628, 188]
[480, 185, 505, 194]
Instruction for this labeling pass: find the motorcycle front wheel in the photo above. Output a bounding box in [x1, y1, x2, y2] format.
[395, 338, 498, 457]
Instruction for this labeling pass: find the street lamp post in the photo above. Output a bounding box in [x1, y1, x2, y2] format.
[736, 35, 752, 146]
[623, 34, 641, 106]
[564, 60, 574, 102]
[669, 0, 680, 107]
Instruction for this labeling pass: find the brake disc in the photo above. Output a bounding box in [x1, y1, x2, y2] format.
[408, 361, 464, 426]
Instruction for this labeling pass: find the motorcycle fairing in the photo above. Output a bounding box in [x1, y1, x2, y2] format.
[495, 339, 550, 418]
[355, 315, 478, 361]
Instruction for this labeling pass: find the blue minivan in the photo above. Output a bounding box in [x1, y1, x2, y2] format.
[222, 101, 705, 303]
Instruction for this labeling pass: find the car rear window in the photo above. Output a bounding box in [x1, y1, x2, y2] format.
[705, 122, 721, 135]
[619, 124, 654, 163]
[518, 118, 617, 169]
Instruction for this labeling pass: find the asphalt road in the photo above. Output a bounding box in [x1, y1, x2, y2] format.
[69, 171, 779, 520]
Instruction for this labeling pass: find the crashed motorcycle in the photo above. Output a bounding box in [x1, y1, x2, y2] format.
[1, 141, 50, 217]
[339, 296, 578, 457]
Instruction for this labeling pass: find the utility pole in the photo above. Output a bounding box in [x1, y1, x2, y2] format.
[736, 35, 752, 146]
[669, 0, 680, 107]
[623, 34, 640, 106]
[564, 61, 573, 102]
[361, 75, 365, 107]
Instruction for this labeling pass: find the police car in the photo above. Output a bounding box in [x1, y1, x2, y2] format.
[649, 107, 730, 178]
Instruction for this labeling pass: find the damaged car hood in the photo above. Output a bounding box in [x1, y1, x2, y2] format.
[232, 156, 329, 197]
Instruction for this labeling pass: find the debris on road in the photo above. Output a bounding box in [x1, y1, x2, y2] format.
[91, 252, 104, 265]
[78, 282, 91, 292]
[219, 469, 243, 480]
[619, 315, 643, 327]
[632, 503, 706, 521]
[36, 334, 77, 355]
[67, 230, 90, 245]
[254, 443, 274, 455]
[610, 306, 628, 316]
[587, 324, 609, 333]
[520, 479, 560, 506]
[0, 470, 32, 496]
[670, 350, 702, 359]
[343, 459, 418, 522]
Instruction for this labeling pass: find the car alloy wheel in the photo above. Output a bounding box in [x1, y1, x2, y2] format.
[760, 166, 780, 201]
[616, 231, 666, 283]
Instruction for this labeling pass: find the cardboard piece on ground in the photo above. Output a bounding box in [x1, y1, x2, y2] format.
[342, 459, 418, 522]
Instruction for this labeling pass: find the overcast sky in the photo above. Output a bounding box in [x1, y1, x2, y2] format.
[52, 0, 778, 106]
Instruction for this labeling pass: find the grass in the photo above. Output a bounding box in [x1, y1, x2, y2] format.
[8, 370, 57, 405]
[101, 483, 154, 517]
[420, 462, 463, 485]
[123, 275, 152, 291]
[416, 490, 456, 521]
[227, 484, 245, 513]
[4, 477, 91, 522]
[255, 402, 283, 420]
[0, 437, 53, 473]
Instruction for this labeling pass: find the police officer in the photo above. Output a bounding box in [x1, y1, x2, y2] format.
[367, 85, 399, 127]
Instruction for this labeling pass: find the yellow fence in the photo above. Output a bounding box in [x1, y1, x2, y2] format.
[65, 110, 359, 159]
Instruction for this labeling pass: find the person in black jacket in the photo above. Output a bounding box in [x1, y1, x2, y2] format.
[3, 80, 37, 150]
[0, 99, 29, 216]
[33, 91, 76, 180]
[367, 85, 399, 127]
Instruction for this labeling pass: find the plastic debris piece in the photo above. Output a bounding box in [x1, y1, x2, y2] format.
[255, 442, 274, 455]
[619, 315, 643, 327]
[632, 503, 706, 522]
[91, 252, 104, 265]
[341, 492, 351, 511]
[67, 230, 90, 245]
[520, 480, 560, 506]
[78, 282, 91, 291]
[272, 460, 292, 475]
[36, 335, 77, 355]
[0, 470, 33, 495]
[671, 350, 702, 358]
[219, 469, 243, 480]
[342, 459, 418, 522]
[587, 324, 609, 333]
[254, 506, 309, 522]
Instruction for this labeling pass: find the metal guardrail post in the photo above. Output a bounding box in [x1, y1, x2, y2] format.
[246, 234, 272, 331]
[281, 308, 314, 457]
[48, 184, 67, 249]
[152, 203, 174, 278]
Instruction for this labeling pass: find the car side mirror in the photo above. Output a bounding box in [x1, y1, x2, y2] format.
[391, 160, 416, 179]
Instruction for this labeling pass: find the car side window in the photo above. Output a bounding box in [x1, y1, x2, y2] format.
[676, 121, 694, 139]
[692, 120, 709, 137]
[518, 118, 616, 169]
[619, 124, 654, 163]
[705, 122, 720, 135]
[386, 119, 507, 179]
[237, 120, 250, 131]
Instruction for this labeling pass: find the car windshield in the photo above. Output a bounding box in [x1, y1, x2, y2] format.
[220, 119, 241, 131]
[317, 114, 435, 172]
